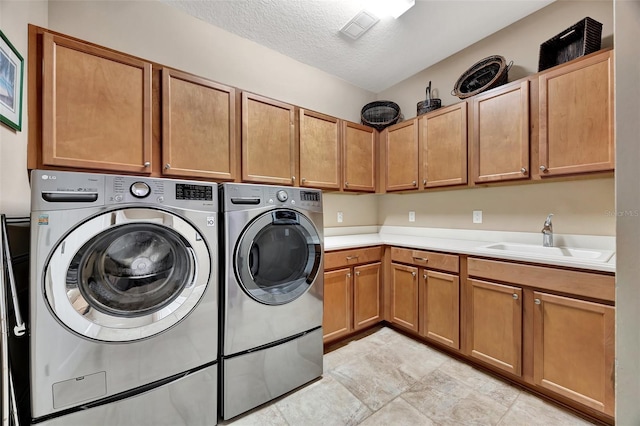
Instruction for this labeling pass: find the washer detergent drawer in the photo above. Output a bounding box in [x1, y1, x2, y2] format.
[223, 328, 323, 420]
[39, 364, 217, 426]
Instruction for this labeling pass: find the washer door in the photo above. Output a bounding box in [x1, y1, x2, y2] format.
[234, 209, 322, 305]
[45, 208, 211, 342]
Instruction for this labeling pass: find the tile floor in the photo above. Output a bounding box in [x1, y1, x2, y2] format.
[224, 326, 596, 426]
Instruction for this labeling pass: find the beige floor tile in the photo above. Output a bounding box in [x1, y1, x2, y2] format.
[330, 351, 417, 411]
[359, 397, 436, 426]
[438, 359, 521, 408]
[275, 374, 372, 426]
[497, 391, 596, 426]
[377, 335, 449, 380]
[224, 404, 288, 426]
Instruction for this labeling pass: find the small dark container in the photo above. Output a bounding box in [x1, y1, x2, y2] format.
[538, 17, 603, 72]
[417, 81, 442, 115]
[361, 101, 401, 131]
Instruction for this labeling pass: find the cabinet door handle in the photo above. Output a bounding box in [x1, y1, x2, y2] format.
[534, 298, 541, 305]
[423, 274, 427, 279]
[345, 182, 349, 187]
[412, 181, 417, 186]
[520, 167, 527, 175]
[347, 273, 351, 278]
[512, 293, 519, 300]
[292, 176, 296, 182]
[301, 177, 306, 183]
[423, 179, 427, 186]
[164, 163, 171, 170]
[143, 161, 151, 167]
[413, 257, 428, 262]
[355, 271, 360, 276]
[346, 255, 359, 260]
[539, 165, 548, 173]
[412, 271, 416, 277]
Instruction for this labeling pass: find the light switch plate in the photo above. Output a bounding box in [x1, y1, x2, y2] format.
[409, 211, 415, 222]
[337, 212, 343, 223]
[473, 210, 483, 224]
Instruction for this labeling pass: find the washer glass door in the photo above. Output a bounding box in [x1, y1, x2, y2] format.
[45, 208, 211, 342]
[235, 209, 322, 305]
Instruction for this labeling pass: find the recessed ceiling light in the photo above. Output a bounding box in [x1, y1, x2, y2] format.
[367, 0, 415, 19]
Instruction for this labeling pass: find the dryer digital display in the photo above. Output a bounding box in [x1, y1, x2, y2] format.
[300, 191, 320, 202]
[176, 184, 213, 201]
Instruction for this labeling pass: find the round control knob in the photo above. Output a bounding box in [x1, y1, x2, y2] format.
[276, 190, 288, 202]
[130, 182, 151, 198]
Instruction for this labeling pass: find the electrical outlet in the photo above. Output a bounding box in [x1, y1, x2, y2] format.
[473, 210, 483, 224]
[409, 211, 415, 222]
[337, 212, 343, 223]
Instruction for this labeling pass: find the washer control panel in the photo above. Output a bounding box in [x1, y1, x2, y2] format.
[276, 190, 289, 202]
[130, 182, 151, 198]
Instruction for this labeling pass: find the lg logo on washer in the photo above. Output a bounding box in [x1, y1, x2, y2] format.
[41, 174, 57, 180]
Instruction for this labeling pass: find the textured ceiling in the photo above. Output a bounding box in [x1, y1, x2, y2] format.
[160, 0, 554, 93]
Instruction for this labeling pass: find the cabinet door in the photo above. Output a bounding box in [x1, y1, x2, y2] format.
[538, 50, 614, 177]
[467, 279, 522, 376]
[242, 92, 296, 185]
[323, 268, 353, 343]
[353, 262, 382, 330]
[342, 121, 376, 192]
[162, 68, 237, 180]
[42, 33, 152, 173]
[384, 120, 419, 191]
[299, 109, 341, 189]
[390, 263, 419, 332]
[533, 292, 615, 416]
[421, 270, 460, 350]
[420, 103, 467, 188]
[472, 80, 530, 183]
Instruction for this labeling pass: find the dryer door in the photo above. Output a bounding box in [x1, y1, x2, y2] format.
[44, 208, 211, 342]
[235, 209, 322, 305]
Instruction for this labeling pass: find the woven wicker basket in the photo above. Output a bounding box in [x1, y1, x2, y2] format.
[452, 55, 512, 99]
[361, 101, 401, 131]
[538, 17, 602, 71]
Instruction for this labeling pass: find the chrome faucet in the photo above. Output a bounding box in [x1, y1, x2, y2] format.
[542, 214, 554, 247]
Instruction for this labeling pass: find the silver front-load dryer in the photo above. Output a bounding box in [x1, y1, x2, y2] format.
[29, 170, 218, 424]
[220, 183, 324, 420]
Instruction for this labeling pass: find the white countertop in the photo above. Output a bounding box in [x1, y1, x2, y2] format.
[324, 226, 616, 273]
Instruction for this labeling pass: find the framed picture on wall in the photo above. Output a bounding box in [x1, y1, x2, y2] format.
[0, 29, 24, 131]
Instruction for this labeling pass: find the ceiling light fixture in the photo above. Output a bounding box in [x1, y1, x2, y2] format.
[340, 10, 379, 40]
[366, 0, 415, 19]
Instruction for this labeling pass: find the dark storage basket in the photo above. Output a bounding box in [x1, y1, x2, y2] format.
[361, 101, 401, 131]
[452, 55, 512, 99]
[538, 17, 602, 72]
[417, 99, 442, 115]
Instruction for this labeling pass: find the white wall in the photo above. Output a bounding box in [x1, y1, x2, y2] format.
[0, 0, 47, 217]
[614, 0, 640, 423]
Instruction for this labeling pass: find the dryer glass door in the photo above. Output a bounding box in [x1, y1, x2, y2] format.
[235, 209, 322, 305]
[45, 208, 211, 342]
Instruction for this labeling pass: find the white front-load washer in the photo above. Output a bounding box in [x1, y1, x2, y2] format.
[28, 170, 218, 425]
[220, 183, 324, 420]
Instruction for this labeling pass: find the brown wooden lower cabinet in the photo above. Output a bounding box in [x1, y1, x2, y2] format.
[533, 291, 615, 417]
[323, 246, 383, 344]
[420, 270, 460, 349]
[389, 263, 419, 332]
[466, 278, 522, 376]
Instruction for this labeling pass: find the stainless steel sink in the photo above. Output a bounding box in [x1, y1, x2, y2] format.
[480, 242, 615, 262]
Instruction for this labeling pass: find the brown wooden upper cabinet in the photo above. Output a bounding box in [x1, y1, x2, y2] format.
[342, 121, 376, 192]
[537, 49, 614, 178]
[241, 92, 296, 185]
[299, 109, 341, 190]
[41, 32, 152, 174]
[383, 119, 419, 192]
[472, 80, 530, 184]
[162, 68, 238, 180]
[420, 102, 468, 188]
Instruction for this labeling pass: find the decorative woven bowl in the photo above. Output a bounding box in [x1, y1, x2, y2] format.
[361, 101, 401, 131]
[452, 55, 512, 99]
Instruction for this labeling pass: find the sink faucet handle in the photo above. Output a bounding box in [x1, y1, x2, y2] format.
[544, 213, 554, 226]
